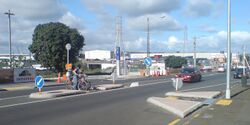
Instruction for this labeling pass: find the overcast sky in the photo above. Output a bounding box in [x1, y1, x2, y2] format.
[0, 0, 250, 54]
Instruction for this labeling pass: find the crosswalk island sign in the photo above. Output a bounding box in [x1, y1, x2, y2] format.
[35, 76, 44, 91]
[144, 57, 152, 66]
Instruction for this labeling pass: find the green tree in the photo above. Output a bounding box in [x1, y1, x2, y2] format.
[165, 56, 187, 69]
[29, 22, 85, 72]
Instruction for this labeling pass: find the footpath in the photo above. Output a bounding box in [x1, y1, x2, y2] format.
[178, 84, 250, 125]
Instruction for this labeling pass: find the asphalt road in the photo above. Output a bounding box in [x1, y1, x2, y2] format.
[0, 72, 242, 125]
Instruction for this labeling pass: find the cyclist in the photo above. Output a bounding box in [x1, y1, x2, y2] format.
[72, 65, 79, 90]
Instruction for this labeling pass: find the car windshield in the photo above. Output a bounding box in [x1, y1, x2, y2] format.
[181, 68, 195, 73]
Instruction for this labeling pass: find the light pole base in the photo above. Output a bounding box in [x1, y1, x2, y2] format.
[225, 89, 231, 99]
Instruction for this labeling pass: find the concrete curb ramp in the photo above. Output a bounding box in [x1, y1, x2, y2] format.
[96, 84, 124, 90]
[165, 91, 221, 99]
[147, 97, 202, 118]
[29, 89, 85, 99]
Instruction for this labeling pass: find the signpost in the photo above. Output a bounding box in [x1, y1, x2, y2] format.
[35, 76, 44, 93]
[65, 63, 72, 70]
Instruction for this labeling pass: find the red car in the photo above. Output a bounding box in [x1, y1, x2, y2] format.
[176, 68, 202, 82]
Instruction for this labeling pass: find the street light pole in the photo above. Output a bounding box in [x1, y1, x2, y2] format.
[194, 37, 197, 67]
[4, 10, 14, 68]
[146, 17, 150, 76]
[243, 45, 246, 76]
[147, 17, 150, 58]
[226, 0, 231, 99]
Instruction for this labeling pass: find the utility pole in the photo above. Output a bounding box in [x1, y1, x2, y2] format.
[226, 0, 231, 99]
[193, 37, 197, 68]
[4, 10, 14, 68]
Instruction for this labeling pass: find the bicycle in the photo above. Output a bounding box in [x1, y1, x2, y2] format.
[65, 71, 91, 90]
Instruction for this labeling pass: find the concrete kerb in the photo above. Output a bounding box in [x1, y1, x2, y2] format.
[29, 89, 85, 99]
[165, 91, 221, 99]
[95, 84, 124, 90]
[147, 97, 202, 118]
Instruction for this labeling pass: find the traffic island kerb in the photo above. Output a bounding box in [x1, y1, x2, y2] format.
[147, 97, 202, 118]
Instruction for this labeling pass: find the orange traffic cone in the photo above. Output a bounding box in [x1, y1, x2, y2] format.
[57, 73, 61, 83]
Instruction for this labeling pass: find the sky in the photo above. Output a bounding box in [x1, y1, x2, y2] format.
[0, 0, 250, 54]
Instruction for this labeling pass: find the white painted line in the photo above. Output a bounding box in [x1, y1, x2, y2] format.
[0, 80, 172, 109]
[180, 81, 239, 92]
[180, 83, 225, 92]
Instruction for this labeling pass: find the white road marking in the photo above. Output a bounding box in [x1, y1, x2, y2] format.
[180, 83, 225, 92]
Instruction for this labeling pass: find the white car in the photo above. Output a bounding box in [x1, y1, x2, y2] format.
[217, 66, 225, 72]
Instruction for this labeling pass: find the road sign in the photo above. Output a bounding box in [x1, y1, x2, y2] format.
[116, 47, 120, 60]
[65, 43, 71, 50]
[144, 57, 152, 66]
[35, 76, 44, 89]
[65, 63, 72, 70]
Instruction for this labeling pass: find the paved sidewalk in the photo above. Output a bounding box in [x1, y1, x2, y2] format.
[0, 81, 65, 91]
[180, 85, 250, 125]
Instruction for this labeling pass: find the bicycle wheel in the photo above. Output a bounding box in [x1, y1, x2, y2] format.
[85, 81, 91, 90]
[77, 81, 86, 90]
[65, 80, 74, 90]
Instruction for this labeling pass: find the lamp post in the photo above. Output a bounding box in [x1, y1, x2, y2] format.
[65, 43, 71, 64]
[4, 10, 14, 68]
[226, 0, 231, 99]
[193, 37, 197, 68]
[146, 17, 150, 76]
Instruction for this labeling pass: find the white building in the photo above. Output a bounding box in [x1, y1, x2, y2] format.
[129, 52, 221, 60]
[85, 50, 111, 60]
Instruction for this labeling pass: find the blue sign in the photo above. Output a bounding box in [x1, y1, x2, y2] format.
[144, 57, 152, 66]
[116, 47, 120, 60]
[35, 76, 44, 89]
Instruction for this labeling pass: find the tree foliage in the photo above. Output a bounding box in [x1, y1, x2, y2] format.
[29, 22, 85, 72]
[165, 56, 187, 69]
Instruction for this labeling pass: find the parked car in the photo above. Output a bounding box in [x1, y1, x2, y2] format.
[233, 68, 250, 79]
[217, 66, 225, 72]
[176, 67, 202, 83]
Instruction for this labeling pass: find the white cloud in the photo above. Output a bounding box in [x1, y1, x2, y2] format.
[127, 13, 182, 31]
[0, 0, 80, 54]
[0, 0, 66, 21]
[183, 0, 214, 17]
[198, 24, 218, 33]
[167, 36, 180, 48]
[59, 12, 84, 29]
[106, 0, 181, 17]
[192, 31, 250, 52]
